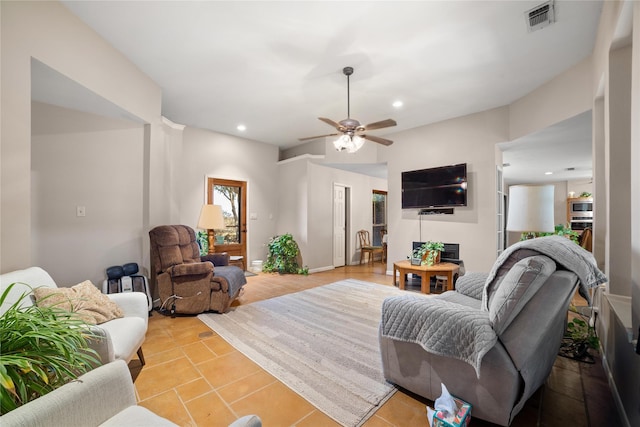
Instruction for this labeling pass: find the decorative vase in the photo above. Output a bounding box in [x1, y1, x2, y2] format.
[422, 251, 441, 266]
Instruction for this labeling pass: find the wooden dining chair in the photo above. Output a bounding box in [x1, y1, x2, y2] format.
[356, 230, 383, 265]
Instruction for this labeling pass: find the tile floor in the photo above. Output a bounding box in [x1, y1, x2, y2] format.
[130, 264, 621, 426]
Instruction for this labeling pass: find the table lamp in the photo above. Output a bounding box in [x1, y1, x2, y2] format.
[506, 185, 555, 239]
[197, 204, 225, 253]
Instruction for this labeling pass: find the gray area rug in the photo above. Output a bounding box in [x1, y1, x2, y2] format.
[198, 279, 405, 427]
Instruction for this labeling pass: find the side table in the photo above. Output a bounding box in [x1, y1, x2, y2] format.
[392, 260, 459, 294]
[229, 255, 245, 271]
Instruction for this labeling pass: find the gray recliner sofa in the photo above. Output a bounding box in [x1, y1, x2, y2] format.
[379, 236, 607, 426]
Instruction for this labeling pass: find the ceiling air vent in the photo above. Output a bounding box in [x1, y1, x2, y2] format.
[526, 1, 555, 32]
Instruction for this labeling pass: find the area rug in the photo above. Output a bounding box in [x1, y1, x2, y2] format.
[198, 279, 406, 427]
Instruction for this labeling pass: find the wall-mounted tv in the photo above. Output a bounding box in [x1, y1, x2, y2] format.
[401, 163, 467, 209]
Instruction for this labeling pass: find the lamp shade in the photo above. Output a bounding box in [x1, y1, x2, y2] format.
[197, 204, 225, 230]
[506, 185, 555, 233]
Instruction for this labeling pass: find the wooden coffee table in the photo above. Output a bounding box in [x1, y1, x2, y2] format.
[392, 260, 460, 294]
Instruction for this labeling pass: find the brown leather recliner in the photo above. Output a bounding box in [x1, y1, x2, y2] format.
[149, 225, 245, 315]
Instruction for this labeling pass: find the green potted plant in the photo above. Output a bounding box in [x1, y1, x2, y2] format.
[0, 283, 100, 413]
[263, 233, 304, 274]
[196, 230, 209, 255]
[560, 307, 599, 363]
[409, 241, 445, 266]
[522, 224, 580, 244]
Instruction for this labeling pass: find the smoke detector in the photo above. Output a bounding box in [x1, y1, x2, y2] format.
[526, 1, 555, 32]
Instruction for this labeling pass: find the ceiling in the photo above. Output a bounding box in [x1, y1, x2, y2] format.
[498, 110, 593, 185]
[57, 1, 603, 182]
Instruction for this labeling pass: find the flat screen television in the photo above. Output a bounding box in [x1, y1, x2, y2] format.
[401, 163, 467, 209]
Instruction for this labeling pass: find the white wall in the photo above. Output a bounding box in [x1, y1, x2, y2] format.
[31, 102, 144, 285]
[1, 1, 164, 275]
[307, 162, 387, 268]
[631, 0, 640, 356]
[275, 156, 387, 271]
[276, 158, 309, 262]
[606, 45, 632, 297]
[380, 107, 508, 273]
[590, 2, 640, 426]
[179, 127, 280, 264]
[509, 57, 593, 141]
[567, 179, 593, 197]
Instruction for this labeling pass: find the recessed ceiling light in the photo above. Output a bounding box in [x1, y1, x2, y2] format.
[237, 124, 246, 132]
[392, 100, 403, 108]
[545, 171, 553, 175]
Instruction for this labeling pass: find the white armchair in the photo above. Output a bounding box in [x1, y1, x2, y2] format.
[0, 267, 147, 365]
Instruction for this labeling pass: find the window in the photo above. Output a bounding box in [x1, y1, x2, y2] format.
[373, 190, 387, 246]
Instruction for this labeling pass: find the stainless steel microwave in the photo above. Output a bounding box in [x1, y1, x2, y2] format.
[569, 199, 593, 218]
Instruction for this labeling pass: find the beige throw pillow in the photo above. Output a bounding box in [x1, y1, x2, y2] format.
[34, 280, 124, 325]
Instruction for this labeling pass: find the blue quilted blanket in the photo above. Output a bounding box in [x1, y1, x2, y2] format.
[213, 266, 247, 297]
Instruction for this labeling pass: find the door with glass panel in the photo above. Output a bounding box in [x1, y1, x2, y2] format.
[373, 190, 388, 263]
[207, 178, 247, 265]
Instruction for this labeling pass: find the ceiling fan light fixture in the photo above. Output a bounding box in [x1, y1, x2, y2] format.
[303, 66, 396, 149]
[333, 134, 351, 151]
[348, 135, 365, 153]
[333, 134, 365, 153]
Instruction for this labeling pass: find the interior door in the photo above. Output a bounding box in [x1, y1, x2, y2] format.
[207, 178, 247, 264]
[333, 184, 346, 267]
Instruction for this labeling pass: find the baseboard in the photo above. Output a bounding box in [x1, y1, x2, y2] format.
[309, 265, 335, 274]
[601, 348, 632, 427]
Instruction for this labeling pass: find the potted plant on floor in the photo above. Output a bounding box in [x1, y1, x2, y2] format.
[263, 233, 306, 274]
[0, 283, 100, 413]
[559, 307, 600, 364]
[410, 241, 445, 266]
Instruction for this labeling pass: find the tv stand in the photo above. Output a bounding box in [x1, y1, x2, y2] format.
[419, 208, 454, 215]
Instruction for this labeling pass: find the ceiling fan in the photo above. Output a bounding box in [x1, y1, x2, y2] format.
[299, 66, 397, 152]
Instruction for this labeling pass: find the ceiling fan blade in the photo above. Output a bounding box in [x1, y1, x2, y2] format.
[364, 119, 397, 131]
[318, 117, 342, 130]
[362, 134, 393, 146]
[298, 133, 339, 142]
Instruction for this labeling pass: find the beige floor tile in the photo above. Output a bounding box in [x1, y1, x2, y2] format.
[181, 341, 216, 365]
[230, 382, 316, 426]
[135, 356, 202, 400]
[185, 390, 238, 427]
[138, 389, 195, 427]
[294, 409, 343, 426]
[177, 378, 214, 403]
[361, 414, 395, 427]
[202, 334, 236, 356]
[196, 351, 261, 388]
[144, 347, 184, 368]
[216, 370, 277, 404]
[374, 392, 429, 426]
[141, 333, 179, 356]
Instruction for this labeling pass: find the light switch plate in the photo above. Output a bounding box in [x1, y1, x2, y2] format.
[76, 205, 86, 217]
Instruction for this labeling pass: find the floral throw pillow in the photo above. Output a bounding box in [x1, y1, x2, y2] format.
[33, 280, 124, 325]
